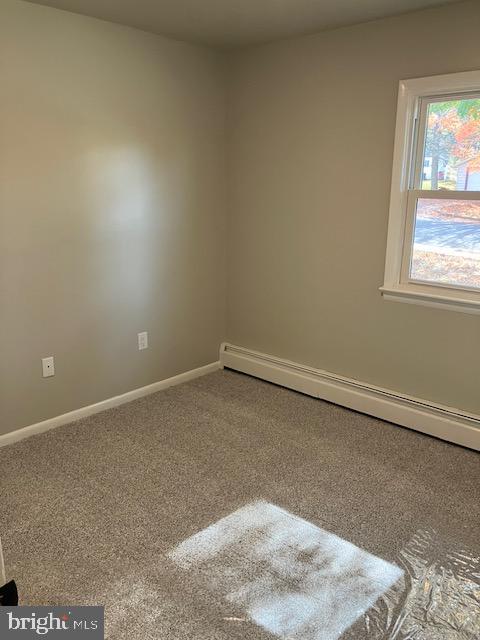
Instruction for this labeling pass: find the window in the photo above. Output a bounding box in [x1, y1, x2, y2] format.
[381, 70, 480, 314]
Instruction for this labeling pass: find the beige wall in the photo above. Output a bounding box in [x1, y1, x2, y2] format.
[0, 0, 227, 435]
[2, 0, 479, 438]
[226, 0, 480, 414]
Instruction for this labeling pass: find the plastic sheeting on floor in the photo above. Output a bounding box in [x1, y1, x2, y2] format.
[169, 502, 479, 640]
[359, 528, 479, 639]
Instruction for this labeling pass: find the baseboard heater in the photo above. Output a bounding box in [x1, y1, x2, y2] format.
[220, 343, 480, 451]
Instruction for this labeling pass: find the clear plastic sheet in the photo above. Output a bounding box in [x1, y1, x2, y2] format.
[168, 503, 479, 640]
[360, 529, 480, 639]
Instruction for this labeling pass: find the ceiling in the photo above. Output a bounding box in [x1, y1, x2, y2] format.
[26, 0, 462, 48]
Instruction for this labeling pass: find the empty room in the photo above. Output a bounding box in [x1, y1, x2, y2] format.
[1, 0, 479, 638]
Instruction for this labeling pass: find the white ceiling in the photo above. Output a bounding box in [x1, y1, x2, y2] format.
[26, 0, 462, 48]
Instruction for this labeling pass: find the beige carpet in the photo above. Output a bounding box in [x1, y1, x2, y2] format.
[1, 370, 479, 639]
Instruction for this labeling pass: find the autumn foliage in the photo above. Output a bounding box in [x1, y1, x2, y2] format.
[426, 99, 480, 180]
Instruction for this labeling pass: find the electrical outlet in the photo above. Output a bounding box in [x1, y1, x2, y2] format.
[42, 356, 55, 378]
[138, 331, 148, 350]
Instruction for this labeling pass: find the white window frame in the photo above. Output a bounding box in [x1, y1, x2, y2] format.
[381, 70, 480, 314]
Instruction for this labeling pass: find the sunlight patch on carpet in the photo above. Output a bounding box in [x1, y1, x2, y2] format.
[168, 501, 403, 640]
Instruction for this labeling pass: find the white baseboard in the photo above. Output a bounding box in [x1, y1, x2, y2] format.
[0, 361, 221, 448]
[220, 343, 480, 451]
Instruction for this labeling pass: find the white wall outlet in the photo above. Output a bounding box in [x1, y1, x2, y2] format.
[138, 331, 148, 350]
[42, 356, 55, 378]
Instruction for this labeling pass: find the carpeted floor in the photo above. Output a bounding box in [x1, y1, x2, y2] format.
[1, 370, 479, 639]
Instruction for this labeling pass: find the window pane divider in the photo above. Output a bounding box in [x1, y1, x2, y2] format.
[408, 189, 480, 200]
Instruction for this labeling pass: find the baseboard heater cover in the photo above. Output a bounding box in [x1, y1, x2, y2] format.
[220, 343, 480, 451]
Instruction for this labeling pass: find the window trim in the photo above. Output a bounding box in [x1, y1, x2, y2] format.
[381, 70, 480, 314]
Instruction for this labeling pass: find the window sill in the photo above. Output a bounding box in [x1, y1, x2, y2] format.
[380, 285, 480, 315]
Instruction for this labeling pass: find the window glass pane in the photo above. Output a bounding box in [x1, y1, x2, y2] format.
[410, 199, 480, 289]
[421, 97, 480, 190]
